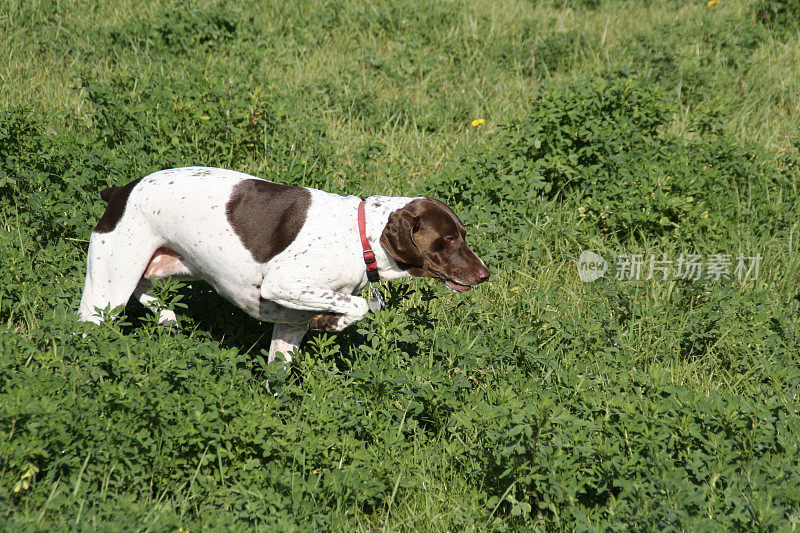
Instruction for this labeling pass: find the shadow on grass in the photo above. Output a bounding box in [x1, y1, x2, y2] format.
[121, 279, 439, 384]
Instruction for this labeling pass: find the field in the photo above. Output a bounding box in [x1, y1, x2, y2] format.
[2, 0, 800, 529]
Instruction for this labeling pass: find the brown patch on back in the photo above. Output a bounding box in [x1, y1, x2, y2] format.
[94, 178, 142, 233]
[225, 179, 311, 263]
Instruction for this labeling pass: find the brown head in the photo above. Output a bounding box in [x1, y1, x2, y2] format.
[380, 198, 491, 292]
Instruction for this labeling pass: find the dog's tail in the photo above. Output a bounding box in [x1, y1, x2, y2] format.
[99, 187, 118, 203]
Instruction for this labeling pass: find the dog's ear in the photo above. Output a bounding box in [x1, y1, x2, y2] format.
[380, 204, 424, 267]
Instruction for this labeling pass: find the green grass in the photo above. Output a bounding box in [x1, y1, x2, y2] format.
[1, 0, 800, 530]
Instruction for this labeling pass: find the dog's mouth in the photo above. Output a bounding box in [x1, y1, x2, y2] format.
[428, 268, 478, 294]
[439, 278, 472, 293]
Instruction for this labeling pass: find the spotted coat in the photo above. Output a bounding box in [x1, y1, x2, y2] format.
[79, 167, 489, 363]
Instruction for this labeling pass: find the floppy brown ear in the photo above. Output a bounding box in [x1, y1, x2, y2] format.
[380, 207, 423, 267]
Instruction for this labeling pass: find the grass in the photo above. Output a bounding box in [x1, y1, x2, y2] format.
[4, 0, 800, 162]
[1, 0, 800, 530]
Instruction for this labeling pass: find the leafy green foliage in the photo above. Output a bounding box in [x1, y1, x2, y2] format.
[109, 2, 258, 55]
[82, 73, 338, 189]
[426, 75, 797, 258]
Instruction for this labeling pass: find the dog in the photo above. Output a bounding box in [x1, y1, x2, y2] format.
[78, 167, 490, 363]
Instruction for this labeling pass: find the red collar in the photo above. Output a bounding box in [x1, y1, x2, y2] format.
[358, 200, 380, 283]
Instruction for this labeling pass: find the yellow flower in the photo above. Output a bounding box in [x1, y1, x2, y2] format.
[706, 0, 719, 6]
[470, 119, 485, 127]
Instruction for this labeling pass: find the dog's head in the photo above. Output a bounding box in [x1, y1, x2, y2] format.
[380, 198, 491, 292]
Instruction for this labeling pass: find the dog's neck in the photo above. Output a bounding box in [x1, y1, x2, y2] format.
[362, 195, 419, 281]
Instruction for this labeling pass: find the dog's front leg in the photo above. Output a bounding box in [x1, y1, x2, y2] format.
[261, 282, 369, 332]
[268, 323, 307, 363]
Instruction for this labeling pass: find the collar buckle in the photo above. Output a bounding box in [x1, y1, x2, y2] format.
[359, 200, 385, 309]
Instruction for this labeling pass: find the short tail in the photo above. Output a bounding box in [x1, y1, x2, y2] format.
[99, 187, 118, 202]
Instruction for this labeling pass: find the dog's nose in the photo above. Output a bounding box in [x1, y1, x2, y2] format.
[477, 266, 491, 283]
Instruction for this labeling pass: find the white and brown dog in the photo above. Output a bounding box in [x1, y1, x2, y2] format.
[79, 167, 490, 363]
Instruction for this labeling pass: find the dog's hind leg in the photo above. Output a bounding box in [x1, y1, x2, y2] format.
[132, 279, 178, 326]
[78, 230, 160, 324]
[130, 247, 200, 327]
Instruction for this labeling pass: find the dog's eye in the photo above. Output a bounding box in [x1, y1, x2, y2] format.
[444, 235, 456, 243]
